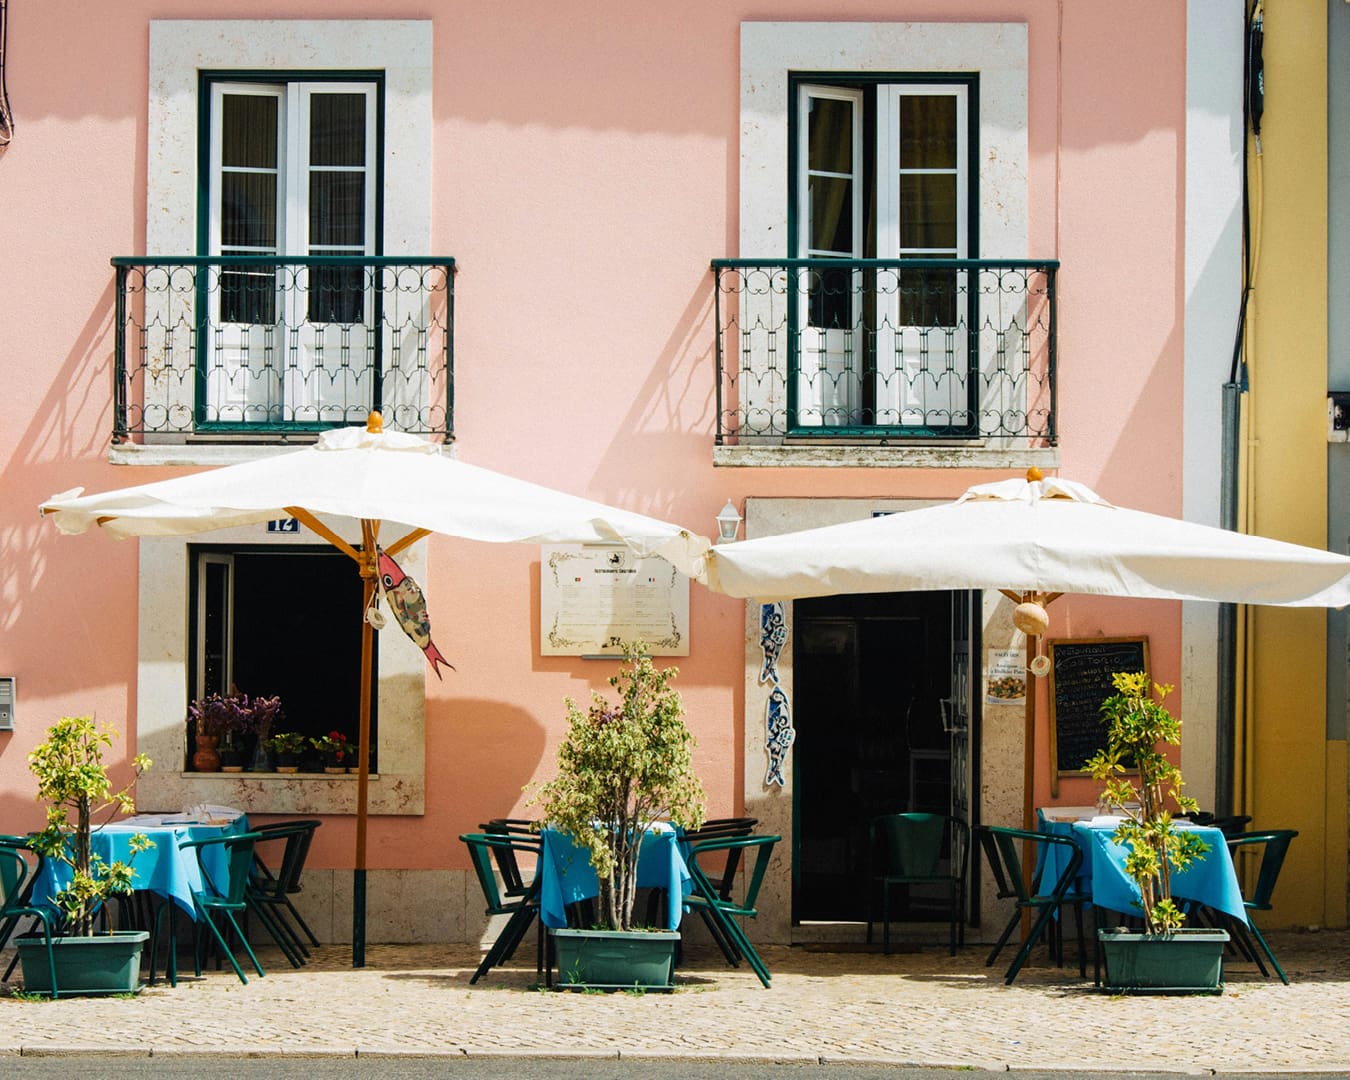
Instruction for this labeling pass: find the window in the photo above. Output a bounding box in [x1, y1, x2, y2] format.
[201, 75, 381, 428]
[189, 546, 377, 769]
[792, 76, 975, 432]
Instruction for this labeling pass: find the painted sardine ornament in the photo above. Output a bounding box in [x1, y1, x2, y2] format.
[376, 549, 454, 679]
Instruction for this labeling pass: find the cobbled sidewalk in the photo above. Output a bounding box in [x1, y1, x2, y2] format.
[2, 930, 1348, 1071]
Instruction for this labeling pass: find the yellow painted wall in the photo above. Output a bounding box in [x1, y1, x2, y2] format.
[1243, 0, 1344, 927]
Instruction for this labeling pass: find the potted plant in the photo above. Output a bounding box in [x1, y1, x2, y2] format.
[247, 694, 283, 770]
[187, 693, 247, 771]
[312, 731, 353, 774]
[267, 731, 308, 773]
[1083, 671, 1230, 992]
[19, 715, 153, 995]
[533, 642, 705, 989]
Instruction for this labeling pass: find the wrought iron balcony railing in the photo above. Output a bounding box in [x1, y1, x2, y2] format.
[711, 258, 1058, 446]
[112, 256, 455, 442]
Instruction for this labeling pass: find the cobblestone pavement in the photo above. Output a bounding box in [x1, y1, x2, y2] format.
[1, 931, 1348, 1071]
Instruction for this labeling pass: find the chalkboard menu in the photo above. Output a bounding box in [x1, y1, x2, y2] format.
[1047, 636, 1150, 790]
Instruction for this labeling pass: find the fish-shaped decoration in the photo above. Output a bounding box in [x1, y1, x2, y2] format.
[376, 549, 454, 679]
[759, 602, 787, 684]
[764, 684, 795, 787]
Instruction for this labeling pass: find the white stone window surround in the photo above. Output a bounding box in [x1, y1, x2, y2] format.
[134, 21, 432, 815]
[724, 21, 1054, 469]
[118, 19, 433, 467]
[136, 526, 427, 816]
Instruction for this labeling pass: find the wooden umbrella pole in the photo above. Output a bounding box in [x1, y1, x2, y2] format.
[353, 520, 379, 968]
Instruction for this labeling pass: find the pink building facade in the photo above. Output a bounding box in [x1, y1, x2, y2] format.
[1, 3, 1228, 945]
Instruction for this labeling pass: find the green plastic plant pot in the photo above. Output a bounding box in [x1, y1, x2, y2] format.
[1098, 926, 1229, 994]
[552, 927, 679, 991]
[17, 930, 149, 997]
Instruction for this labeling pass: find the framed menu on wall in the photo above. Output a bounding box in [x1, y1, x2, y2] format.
[540, 545, 689, 657]
[1047, 636, 1150, 795]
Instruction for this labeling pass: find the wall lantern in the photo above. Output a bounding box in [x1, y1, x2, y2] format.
[715, 499, 742, 544]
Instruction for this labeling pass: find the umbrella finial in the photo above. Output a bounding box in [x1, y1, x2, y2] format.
[367, 411, 384, 434]
[1025, 466, 1043, 482]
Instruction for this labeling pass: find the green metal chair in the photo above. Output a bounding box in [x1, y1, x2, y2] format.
[461, 832, 544, 984]
[976, 824, 1086, 985]
[247, 820, 322, 968]
[152, 831, 265, 986]
[866, 813, 969, 956]
[0, 837, 57, 997]
[1225, 829, 1298, 984]
[684, 833, 780, 988]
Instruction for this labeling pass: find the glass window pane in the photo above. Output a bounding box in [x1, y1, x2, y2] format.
[899, 95, 957, 170]
[310, 93, 367, 167]
[900, 266, 957, 328]
[219, 266, 277, 325]
[309, 172, 365, 247]
[222, 94, 278, 169]
[807, 262, 854, 330]
[808, 96, 854, 175]
[810, 176, 853, 254]
[220, 173, 278, 249]
[899, 174, 957, 250]
[307, 265, 365, 325]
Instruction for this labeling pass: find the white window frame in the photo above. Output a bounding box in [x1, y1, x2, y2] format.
[203, 79, 380, 426]
[728, 21, 1042, 468]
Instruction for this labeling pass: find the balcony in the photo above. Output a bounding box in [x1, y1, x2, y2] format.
[112, 256, 455, 448]
[711, 259, 1058, 466]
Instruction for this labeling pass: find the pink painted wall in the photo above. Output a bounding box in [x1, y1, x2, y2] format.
[0, 1, 1189, 868]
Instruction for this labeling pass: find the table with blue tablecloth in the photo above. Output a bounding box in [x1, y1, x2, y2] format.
[538, 824, 692, 930]
[1071, 819, 1247, 924]
[1039, 807, 1247, 924]
[30, 810, 249, 920]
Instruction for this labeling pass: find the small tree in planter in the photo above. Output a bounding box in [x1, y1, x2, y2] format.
[1082, 671, 1228, 991]
[20, 716, 154, 995]
[534, 642, 706, 933]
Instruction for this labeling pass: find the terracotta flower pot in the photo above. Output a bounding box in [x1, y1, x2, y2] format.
[192, 734, 221, 772]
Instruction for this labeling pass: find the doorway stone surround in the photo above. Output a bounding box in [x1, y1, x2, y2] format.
[740, 498, 1026, 944]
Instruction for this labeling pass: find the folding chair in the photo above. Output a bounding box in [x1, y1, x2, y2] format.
[976, 825, 1086, 984]
[461, 832, 544, 984]
[247, 820, 322, 967]
[0, 837, 57, 997]
[1225, 829, 1298, 984]
[684, 834, 780, 988]
[866, 813, 969, 956]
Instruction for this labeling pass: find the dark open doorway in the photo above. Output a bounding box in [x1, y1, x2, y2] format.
[791, 590, 969, 925]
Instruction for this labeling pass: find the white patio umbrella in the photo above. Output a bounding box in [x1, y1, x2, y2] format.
[695, 472, 1350, 837]
[41, 414, 711, 966]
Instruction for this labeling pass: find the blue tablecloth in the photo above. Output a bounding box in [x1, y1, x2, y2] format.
[538, 825, 691, 930]
[1070, 819, 1247, 925]
[30, 814, 249, 920]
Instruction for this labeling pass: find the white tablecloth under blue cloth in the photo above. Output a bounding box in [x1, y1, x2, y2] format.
[538, 825, 691, 930]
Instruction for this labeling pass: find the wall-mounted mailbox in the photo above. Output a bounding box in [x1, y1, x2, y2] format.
[0, 677, 13, 731]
